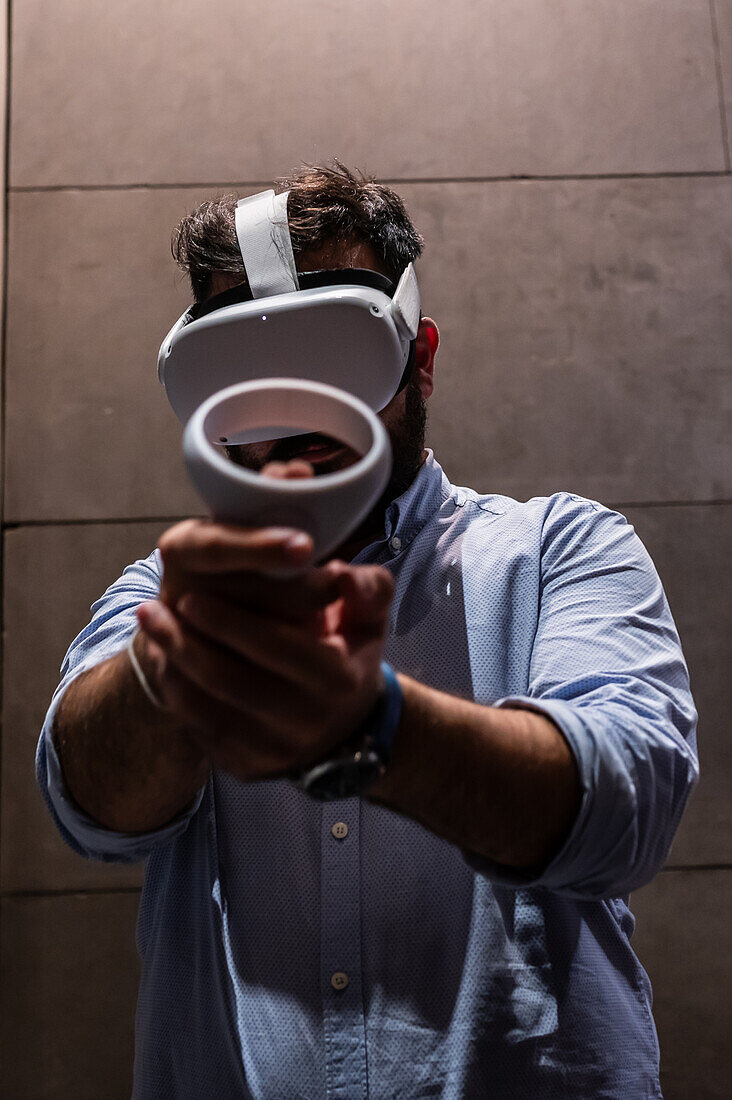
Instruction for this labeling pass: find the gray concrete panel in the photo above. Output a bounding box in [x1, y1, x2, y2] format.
[5, 187, 210, 521]
[631, 869, 732, 1099]
[1, 522, 168, 893]
[9, 0, 725, 187]
[403, 176, 732, 504]
[1, 891, 139, 1098]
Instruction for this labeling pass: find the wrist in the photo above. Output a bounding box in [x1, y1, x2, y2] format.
[348, 662, 402, 755]
[290, 662, 404, 801]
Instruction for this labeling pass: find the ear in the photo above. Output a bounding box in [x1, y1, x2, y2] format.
[414, 317, 439, 400]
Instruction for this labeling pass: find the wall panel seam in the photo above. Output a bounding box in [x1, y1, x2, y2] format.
[6, 171, 732, 194]
[710, 0, 732, 171]
[0, 0, 12, 895]
[5, 867, 732, 900]
[658, 864, 732, 873]
[2, 887, 143, 899]
[4, 501, 732, 532]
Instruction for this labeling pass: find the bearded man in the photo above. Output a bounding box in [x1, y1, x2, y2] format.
[37, 162, 698, 1099]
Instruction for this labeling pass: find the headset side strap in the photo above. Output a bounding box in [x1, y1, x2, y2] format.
[157, 308, 193, 384]
[390, 263, 421, 341]
[235, 189, 299, 298]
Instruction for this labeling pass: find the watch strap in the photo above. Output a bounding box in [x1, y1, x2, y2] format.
[366, 662, 403, 761]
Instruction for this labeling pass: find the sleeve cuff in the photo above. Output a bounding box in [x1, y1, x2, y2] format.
[460, 695, 635, 896]
[38, 665, 207, 863]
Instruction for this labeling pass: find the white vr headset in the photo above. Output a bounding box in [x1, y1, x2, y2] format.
[157, 188, 422, 445]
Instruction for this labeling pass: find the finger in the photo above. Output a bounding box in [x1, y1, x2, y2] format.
[158, 517, 313, 576]
[174, 590, 348, 686]
[260, 459, 315, 479]
[176, 561, 344, 622]
[134, 629, 166, 681]
[335, 565, 395, 631]
[137, 601, 323, 773]
[155, 662, 289, 779]
[136, 599, 180, 646]
[138, 598, 299, 726]
[137, 599, 256, 710]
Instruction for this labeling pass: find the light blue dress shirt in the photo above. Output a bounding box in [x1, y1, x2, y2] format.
[37, 449, 698, 1099]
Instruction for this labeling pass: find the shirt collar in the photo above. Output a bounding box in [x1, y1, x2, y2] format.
[383, 449, 456, 544]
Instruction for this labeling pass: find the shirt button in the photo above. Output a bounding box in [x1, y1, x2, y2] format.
[389, 536, 402, 552]
[331, 971, 349, 991]
[331, 821, 348, 839]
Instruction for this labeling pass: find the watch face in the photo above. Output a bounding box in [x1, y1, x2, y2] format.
[305, 751, 384, 802]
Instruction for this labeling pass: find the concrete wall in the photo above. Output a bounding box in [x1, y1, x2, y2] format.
[1, 2, 730, 1095]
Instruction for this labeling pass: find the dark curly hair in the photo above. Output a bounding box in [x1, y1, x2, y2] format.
[170, 159, 424, 303]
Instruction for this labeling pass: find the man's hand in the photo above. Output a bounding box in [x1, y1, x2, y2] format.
[136, 458, 395, 783]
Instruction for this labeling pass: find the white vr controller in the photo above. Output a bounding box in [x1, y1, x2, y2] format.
[159, 189, 421, 562]
[183, 378, 392, 572]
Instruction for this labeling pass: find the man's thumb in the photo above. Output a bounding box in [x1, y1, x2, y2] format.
[337, 566, 394, 630]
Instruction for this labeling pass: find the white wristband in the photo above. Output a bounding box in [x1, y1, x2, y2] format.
[127, 630, 166, 710]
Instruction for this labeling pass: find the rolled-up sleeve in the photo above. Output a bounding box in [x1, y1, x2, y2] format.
[36, 549, 207, 863]
[463, 495, 699, 899]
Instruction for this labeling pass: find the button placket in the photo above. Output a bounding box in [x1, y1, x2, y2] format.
[320, 803, 367, 1094]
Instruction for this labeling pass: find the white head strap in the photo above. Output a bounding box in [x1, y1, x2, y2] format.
[234, 189, 299, 298]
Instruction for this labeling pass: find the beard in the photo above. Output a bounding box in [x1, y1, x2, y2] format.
[224, 373, 428, 540]
[356, 374, 428, 534]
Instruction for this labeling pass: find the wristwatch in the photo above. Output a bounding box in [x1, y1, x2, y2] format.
[289, 662, 403, 801]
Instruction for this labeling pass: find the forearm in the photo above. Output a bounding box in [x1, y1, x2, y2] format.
[52, 634, 210, 833]
[366, 674, 582, 870]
